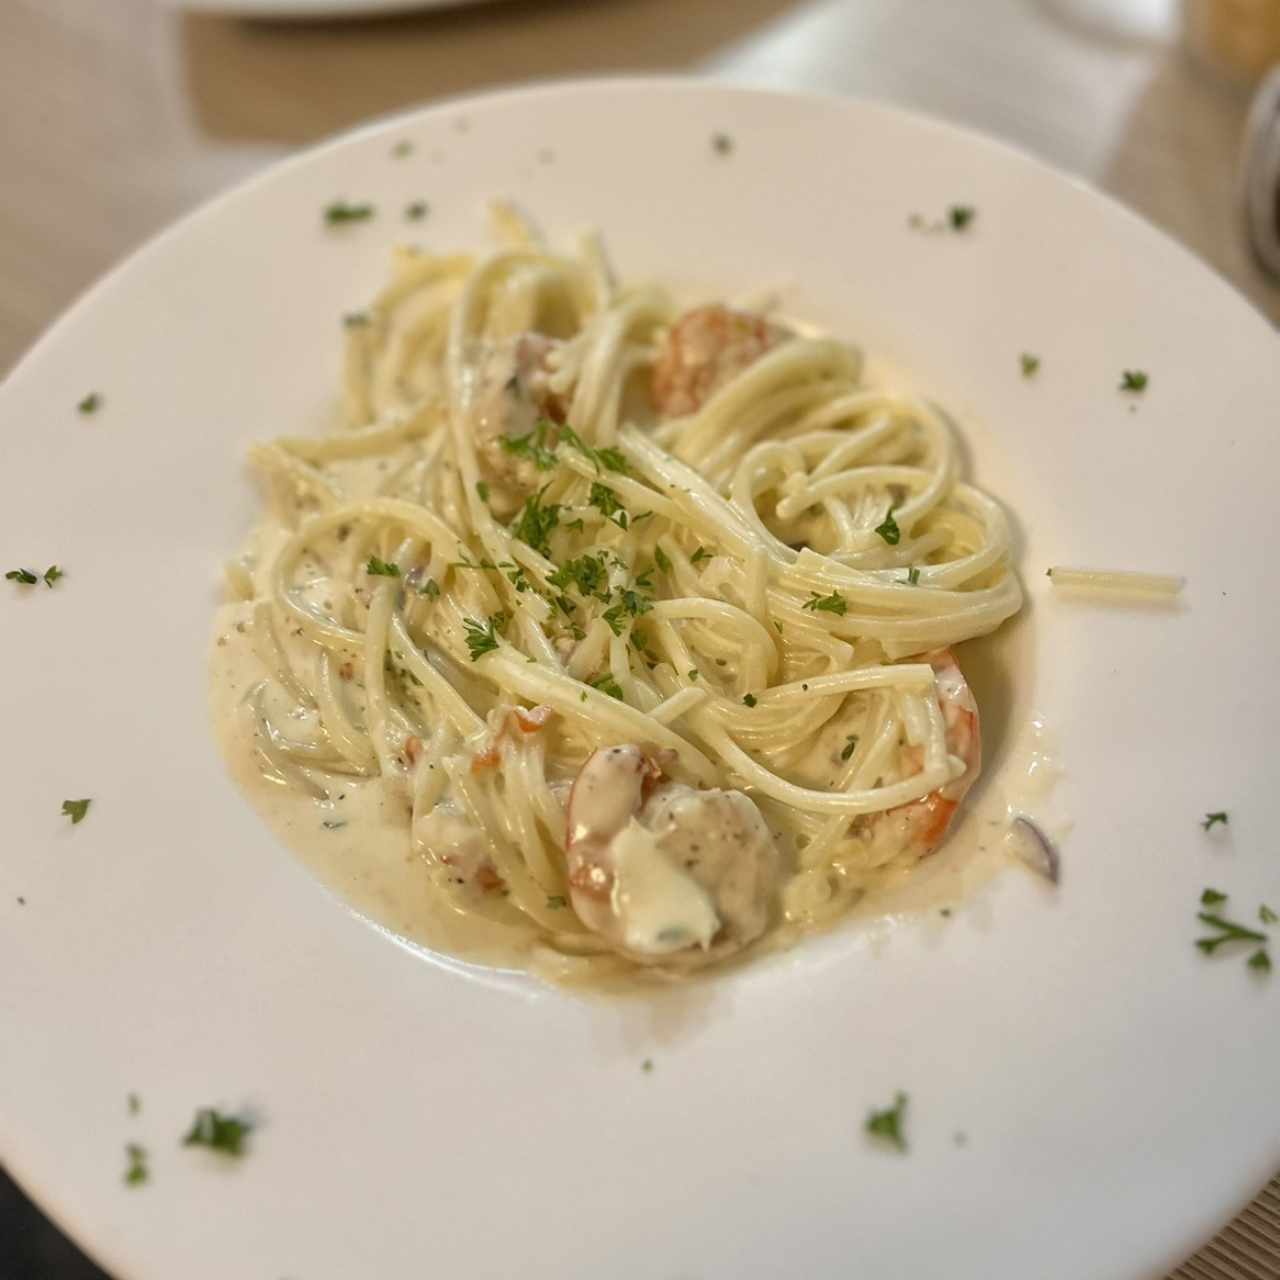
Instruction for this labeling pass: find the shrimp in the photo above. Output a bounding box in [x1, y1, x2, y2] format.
[470, 703, 555, 773]
[413, 803, 503, 894]
[467, 332, 565, 515]
[864, 649, 981, 863]
[413, 707, 556, 893]
[651, 304, 788, 418]
[564, 745, 781, 959]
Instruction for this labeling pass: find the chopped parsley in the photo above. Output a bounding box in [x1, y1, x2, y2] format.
[841, 735, 859, 761]
[475, 480, 490, 503]
[78, 392, 102, 415]
[743, 694, 757, 707]
[123, 1143, 148, 1187]
[405, 200, 429, 221]
[61, 798, 91, 825]
[1261, 904, 1278, 925]
[463, 613, 508, 661]
[1201, 811, 1228, 830]
[3, 564, 60, 589]
[548, 553, 610, 601]
[905, 567, 920, 585]
[687, 668, 699, 681]
[711, 133, 733, 156]
[588, 482, 629, 530]
[321, 820, 347, 831]
[500, 419, 558, 471]
[1019, 353, 1040, 378]
[587, 673, 624, 700]
[865, 1091, 908, 1152]
[546, 895, 567, 909]
[510, 487, 561, 556]
[630, 627, 655, 661]
[342, 311, 369, 328]
[802, 590, 847, 616]
[1195, 912, 1268, 955]
[128, 1093, 141, 1115]
[499, 560, 537, 594]
[654, 545, 672, 574]
[1249, 950, 1272, 973]
[601, 604, 628, 636]
[875, 509, 901, 545]
[1119, 370, 1148, 392]
[948, 205, 975, 230]
[602, 585, 654, 635]
[366, 555, 401, 577]
[182, 1108, 252, 1157]
[689, 546, 713, 566]
[1200, 888, 1227, 907]
[419, 578, 440, 599]
[451, 552, 499, 572]
[560, 424, 628, 474]
[391, 139, 414, 157]
[323, 200, 375, 225]
[503, 418, 631, 480]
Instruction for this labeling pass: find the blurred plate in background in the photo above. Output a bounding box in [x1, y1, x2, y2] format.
[161, 0, 501, 18]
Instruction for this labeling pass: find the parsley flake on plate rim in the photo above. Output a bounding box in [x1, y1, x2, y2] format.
[7, 565, 64, 588]
[865, 1092, 909, 1152]
[123, 1143, 148, 1187]
[61, 798, 91, 824]
[182, 1107, 253, 1156]
[323, 200, 375, 225]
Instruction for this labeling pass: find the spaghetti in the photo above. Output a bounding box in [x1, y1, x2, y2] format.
[212, 211, 1023, 981]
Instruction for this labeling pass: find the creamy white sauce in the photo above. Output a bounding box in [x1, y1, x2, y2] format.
[609, 819, 720, 954]
[212, 592, 1064, 980]
[211, 619, 537, 969]
[999, 716, 1072, 875]
[209, 438, 552, 973]
[833, 711, 1068, 928]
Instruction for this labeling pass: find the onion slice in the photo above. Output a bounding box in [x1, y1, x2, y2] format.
[1010, 814, 1061, 885]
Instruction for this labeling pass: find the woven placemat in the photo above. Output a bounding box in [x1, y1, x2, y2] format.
[1174, 1176, 1280, 1278]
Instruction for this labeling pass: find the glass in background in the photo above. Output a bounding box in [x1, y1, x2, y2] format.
[1183, 0, 1280, 85]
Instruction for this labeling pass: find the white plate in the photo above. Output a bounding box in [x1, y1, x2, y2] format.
[3, 78, 1279, 1280]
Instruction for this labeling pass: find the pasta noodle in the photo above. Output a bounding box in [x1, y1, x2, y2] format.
[212, 211, 1023, 980]
[1047, 566, 1184, 598]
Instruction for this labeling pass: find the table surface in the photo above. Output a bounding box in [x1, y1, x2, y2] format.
[1, 0, 1277, 1277]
